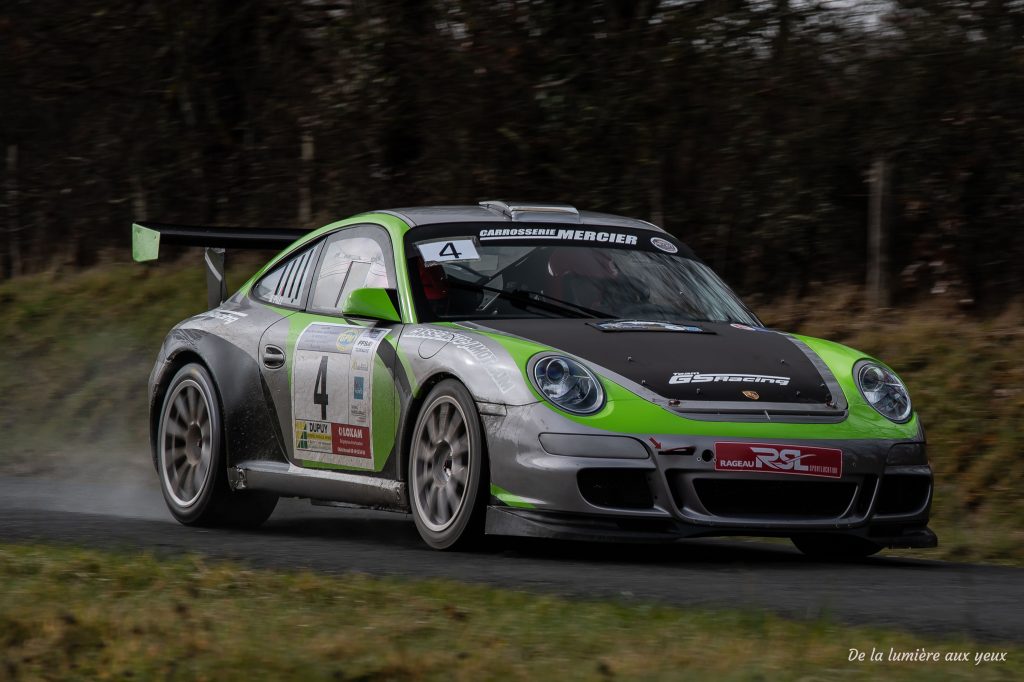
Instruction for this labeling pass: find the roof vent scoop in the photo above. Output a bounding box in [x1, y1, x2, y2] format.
[479, 200, 581, 223]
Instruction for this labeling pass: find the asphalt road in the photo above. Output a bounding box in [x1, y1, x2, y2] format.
[2, 475, 1022, 642]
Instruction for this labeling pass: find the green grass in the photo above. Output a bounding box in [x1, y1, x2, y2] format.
[0, 543, 1020, 681]
[0, 261, 1021, 563]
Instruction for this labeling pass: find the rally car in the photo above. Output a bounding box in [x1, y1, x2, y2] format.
[134, 201, 936, 557]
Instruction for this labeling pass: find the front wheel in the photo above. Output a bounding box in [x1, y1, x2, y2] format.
[408, 379, 488, 550]
[157, 362, 277, 527]
[791, 534, 882, 560]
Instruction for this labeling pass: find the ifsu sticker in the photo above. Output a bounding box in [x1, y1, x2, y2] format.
[714, 442, 843, 478]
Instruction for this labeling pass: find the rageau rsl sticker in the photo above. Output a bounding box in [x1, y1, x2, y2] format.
[714, 442, 843, 479]
[292, 323, 390, 469]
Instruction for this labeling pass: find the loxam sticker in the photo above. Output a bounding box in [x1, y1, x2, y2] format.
[404, 327, 516, 393]
[292, 322, 390, 468]
[417, 239, 480, 263]
[669, 371, 791, 386]
[714, 442, 843, 479]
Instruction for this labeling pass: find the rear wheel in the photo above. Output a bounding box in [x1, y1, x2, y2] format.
[157, 363, 277, 527]
[408, 379, 488, 550]
[791, 534, 882, 560]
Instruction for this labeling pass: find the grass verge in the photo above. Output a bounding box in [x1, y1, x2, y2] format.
[1, 543, 1021, 681]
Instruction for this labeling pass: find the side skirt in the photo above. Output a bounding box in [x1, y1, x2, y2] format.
[230, 460, 408, 512]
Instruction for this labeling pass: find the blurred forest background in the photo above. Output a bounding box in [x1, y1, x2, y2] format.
[2, 0, 1023, 307]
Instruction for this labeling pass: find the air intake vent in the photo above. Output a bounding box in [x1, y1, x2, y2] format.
[690, 478, 858, 519]
[578, 469, 653, 509]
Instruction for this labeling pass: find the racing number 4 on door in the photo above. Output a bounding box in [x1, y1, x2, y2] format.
[314, 355, 329, 420]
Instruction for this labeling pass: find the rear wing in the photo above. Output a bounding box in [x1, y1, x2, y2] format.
[132, 221, 309, 309]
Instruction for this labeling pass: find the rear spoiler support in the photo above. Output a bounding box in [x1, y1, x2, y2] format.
[132, 222, 309, 309]
[204, 247, 227, 310]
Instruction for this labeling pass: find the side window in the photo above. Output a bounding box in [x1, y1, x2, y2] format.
[309, 230, 392, 314]
[253, 243, 320, 308]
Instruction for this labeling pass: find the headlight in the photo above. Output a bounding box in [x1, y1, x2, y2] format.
[854, 360, 912, 423]
[531, 355, 604, 415]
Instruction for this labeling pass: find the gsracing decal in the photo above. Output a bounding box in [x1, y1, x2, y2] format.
[292, 323, 390, 468]
[714, 442, 843, 478]
[478, 227, 638, 246]
[669, 371, 791, 386]
[404, 327, 516, 393]
[417, 239, 480, 263]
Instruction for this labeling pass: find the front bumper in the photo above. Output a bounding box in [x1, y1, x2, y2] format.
[483, 403, 937, 548]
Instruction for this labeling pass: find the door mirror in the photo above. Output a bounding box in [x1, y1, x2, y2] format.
[341, 287, 401, 322]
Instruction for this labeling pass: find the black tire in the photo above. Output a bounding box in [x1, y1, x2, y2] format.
[408, 379, 488, 550]
[791, 534, 882, 560]
[156, 363, 278, 528]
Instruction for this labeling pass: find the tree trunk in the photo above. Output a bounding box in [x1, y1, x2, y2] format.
[299, 131, 314, 225]
[867, 155, 890, 308]
[5, 145, 19, 279]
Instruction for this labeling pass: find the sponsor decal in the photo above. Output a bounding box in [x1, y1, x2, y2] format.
[650, 236, 678, 254]
[332, 423, 371, 459]
[742, 390, 760, 400]
[292, 323, 390, 468]
[478, 227, 639, 246]
[293, 420, 334, 453]
[336, 329, 361, 353]
[714, 442, 843, 478]
[197, 309, 248, 325]
[592, 320, 705, 333]
[404, 327, 516, 394]
[417, 239, 481, 263]
[295, 420, 371, 459]
[669, 371, 791, 386]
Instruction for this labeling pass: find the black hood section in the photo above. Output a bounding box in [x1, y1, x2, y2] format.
[476, 319, 832, 405]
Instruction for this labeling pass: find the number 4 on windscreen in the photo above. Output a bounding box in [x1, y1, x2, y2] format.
[417, 239, 480, 263]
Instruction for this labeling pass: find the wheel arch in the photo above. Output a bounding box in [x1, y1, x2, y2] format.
[398, 371, 489, 483]
[150, 349, 216, 470]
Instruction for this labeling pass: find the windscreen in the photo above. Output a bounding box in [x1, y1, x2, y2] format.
[406, 224, 759, 325]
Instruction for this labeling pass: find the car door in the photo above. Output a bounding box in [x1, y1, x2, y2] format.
[262, 224, 403, 478]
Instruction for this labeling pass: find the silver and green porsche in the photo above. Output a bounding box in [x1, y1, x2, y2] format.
[134, 201, 936, 557]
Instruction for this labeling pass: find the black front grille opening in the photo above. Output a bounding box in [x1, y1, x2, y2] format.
[693, 479, 858, 518]
[577, 469, 654, 510]
[876, 475, 930, 515]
